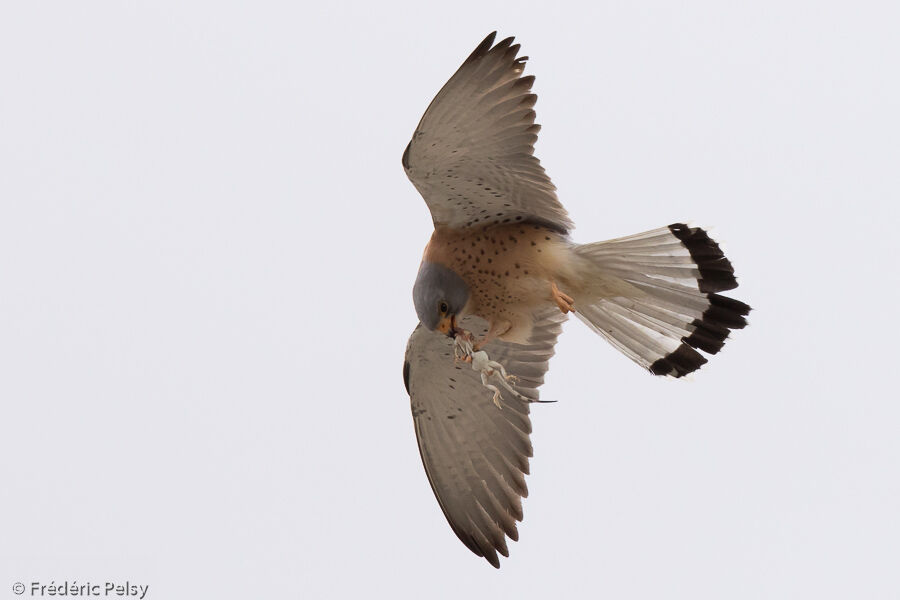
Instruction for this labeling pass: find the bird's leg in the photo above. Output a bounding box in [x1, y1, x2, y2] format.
[473, 319, 512, 351]
[550, 281, 575, 314]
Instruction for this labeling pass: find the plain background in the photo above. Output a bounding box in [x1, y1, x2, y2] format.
[2, 1, 898, 598]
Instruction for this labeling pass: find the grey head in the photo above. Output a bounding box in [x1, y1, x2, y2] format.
[412, 260, 470, 333]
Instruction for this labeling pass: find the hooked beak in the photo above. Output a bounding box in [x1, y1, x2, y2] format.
[436, 314, 457, 337]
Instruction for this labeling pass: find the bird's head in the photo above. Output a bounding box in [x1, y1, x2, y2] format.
[413, 261, 470, 337]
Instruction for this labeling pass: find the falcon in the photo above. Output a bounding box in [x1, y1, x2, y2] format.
[401, 32, 750, 568]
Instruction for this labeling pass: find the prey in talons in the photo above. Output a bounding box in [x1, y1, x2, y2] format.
[452, 327, 554, 410]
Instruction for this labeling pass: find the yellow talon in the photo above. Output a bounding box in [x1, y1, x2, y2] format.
[551, 282, 575, 314]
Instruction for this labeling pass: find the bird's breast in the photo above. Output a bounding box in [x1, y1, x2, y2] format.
[423, 223, 575, 322]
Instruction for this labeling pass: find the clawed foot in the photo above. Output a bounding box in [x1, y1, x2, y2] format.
[551, 281, 575, 314]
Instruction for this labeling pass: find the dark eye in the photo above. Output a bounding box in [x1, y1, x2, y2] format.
[439, 301, 449, 314]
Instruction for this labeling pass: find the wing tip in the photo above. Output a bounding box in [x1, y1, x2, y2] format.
[402, 359, 411, 394]
[464, 32, 526, 69]
[401, 141, 412, 171]
[483, 546, 502, 568]
[465, 31, 498, 65]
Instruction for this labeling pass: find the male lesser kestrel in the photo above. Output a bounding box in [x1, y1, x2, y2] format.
[402, 32, 750, 568]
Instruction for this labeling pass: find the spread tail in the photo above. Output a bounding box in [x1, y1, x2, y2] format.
[569, 223, 750, 377]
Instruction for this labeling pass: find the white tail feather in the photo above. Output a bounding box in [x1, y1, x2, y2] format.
[568, 224, 750, 377]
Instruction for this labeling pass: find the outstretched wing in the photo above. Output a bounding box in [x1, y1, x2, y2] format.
[402, 309, 566, 568]
[403, 32, 573, 234]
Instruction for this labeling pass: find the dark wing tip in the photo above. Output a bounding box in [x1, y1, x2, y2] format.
[494, 36, 516, 54]
[464, 31, 498, 65]
[484, 548, 501, 569]
[401, 141, 411, 171]
[402, 360, 411, 394]
[450, 528, 501, 568]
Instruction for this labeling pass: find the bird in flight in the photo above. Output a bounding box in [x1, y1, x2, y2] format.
[401, 32, 750, 568]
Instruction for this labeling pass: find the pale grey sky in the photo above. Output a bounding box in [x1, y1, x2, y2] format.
[1, 1, 898, 598]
